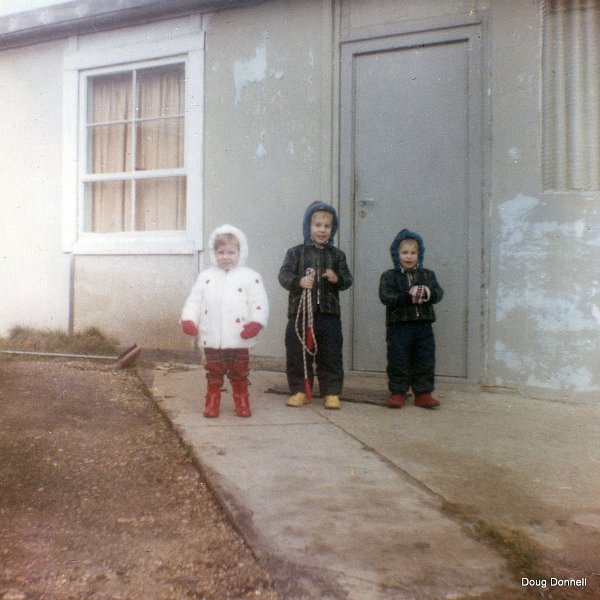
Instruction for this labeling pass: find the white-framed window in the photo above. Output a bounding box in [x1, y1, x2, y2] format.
[542, 0, 600, 192]
[62, 17, 204, 254]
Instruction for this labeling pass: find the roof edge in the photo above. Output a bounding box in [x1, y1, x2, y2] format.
[0, 0, 259, 49]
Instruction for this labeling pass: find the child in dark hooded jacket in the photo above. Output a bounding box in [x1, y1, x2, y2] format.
[379, 229, 444, 409]
[278, 201, 353, 409]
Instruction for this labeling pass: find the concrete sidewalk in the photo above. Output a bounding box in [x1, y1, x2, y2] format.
[140, 365, 600, 599]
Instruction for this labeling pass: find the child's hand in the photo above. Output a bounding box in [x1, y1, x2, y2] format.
[409, 285, 430, 304]
[182, 320, 199, 337]
[300, 275, 315, 289]
[322, 268, 338, 284]
[240, 322, 262, 339]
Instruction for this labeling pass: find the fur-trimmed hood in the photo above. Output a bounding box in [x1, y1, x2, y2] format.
[208, 224, 248, 267]
[302, 201, 339, 246]
[390, 229, 425, 271]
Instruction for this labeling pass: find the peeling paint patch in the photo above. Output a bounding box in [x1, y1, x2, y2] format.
[495, 340, 528, 372]
[255, 142, 267, 158]
[495, 193, 600, 391]
[527, 367, 593, 390]
[234, 42, 267, 105]
[303, 143, 315, 169]
[254, 130, 267, 159]
[574, 219, 586, 237]
[508, 147, 521, 162]
[497, 194, 541, 268]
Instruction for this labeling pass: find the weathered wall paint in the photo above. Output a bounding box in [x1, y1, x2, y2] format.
[494, 194, 600, 391]
[202, 0, 329, 359]
[488, 0, 600, 396]
[233, 41, 267, 105]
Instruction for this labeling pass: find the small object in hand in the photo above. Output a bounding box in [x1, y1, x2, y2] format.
[409, 285, 429, 304]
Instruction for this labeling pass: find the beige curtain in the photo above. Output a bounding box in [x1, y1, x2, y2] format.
[88, 64, 185, 232]
[543, 0, 600, 191]
[89, 72, 131, 231]
[135, 64, 185, 231]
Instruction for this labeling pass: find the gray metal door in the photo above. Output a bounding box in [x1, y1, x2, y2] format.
[340, 26, 483, 379]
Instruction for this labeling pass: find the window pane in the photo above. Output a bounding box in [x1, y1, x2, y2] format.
[82, 62, 187, 233]
[87, 72, 133, 175]
[136, 117, 184, 170]
[137, 64, 184, 118]
[135, 177, 186, 231]
[136, 63, 185, 171]
[88, 123, 132, 174]
[87, 72, 132, 123]
[86, 180, 132, 233]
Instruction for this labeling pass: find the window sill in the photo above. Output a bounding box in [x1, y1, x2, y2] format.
[70, 232, 197, 255]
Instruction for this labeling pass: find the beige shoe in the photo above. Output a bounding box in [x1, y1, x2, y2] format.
[323, 395, 341, 410]
[286, 392, 308, 407]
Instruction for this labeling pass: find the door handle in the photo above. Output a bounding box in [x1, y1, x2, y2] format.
[359, 197, 376, 207]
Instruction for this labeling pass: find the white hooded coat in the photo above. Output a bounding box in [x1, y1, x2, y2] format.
[181, 224, 269, 350]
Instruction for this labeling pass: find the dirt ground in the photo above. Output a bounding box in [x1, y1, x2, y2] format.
[0, 359, 280, 600]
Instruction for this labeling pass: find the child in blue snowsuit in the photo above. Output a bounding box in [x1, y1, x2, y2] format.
[379, 229, 444, 408]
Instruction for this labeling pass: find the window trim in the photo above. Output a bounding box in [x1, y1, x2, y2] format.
[62, 22, 204, 255]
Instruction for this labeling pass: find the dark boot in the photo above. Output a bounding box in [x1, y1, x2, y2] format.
[387, 393, 405, 408]
[414, 393, 440, 409]
[231, 381, 251, 417]
[203, 387, 221, 418]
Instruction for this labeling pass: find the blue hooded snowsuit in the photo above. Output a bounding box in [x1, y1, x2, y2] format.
[379, 229, 444, 395]
[278, 201, 353, 396]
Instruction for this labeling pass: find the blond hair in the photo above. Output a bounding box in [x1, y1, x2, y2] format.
[398, 238, 419, 250]
[311, 209, 333, 223]
[213, 233, 240, 250]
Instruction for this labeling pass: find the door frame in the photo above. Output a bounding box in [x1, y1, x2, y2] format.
[338, 20, 489, 382]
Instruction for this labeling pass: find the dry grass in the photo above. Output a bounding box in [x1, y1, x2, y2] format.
[0, 326, 119, 356]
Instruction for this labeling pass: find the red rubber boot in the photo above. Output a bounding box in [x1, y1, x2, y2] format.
[203, 387, 221, 418]
[387, 394, 406, 408]
[232, 381, 251, 417]
[414, 393, 440, 409]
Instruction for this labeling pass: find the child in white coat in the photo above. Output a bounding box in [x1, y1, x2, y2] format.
[181, 224, 269, 418]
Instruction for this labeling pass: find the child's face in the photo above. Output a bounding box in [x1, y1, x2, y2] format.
[215, 241, 240, 271]
[310, 211, 333, 247]
[398, 240, 419, 269]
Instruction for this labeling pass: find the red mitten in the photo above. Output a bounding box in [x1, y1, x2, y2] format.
[182, 320, 199, 337]
[241, 322, 262, 339]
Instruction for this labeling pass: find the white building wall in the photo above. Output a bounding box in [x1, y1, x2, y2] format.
[0, 39, 71, 335]
[489, 0, 600, 395]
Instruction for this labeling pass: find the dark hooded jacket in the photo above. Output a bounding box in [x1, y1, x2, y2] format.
[379, 229, 443, 325]
[279, 201, 353, 318]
